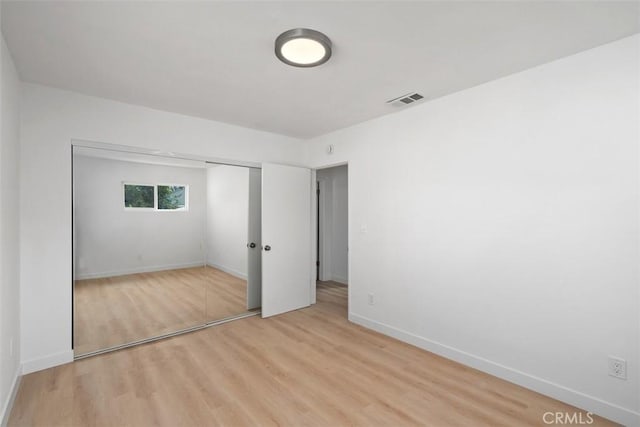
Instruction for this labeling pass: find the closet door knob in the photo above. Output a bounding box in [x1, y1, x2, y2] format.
[264, 245, 271, 251]
[248, 242, 256, 248]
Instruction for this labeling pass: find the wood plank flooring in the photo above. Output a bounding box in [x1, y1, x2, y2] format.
[11, 281, 616, 426]
[74, 266, 248, 355]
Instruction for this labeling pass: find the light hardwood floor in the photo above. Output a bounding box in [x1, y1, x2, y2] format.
[74, 266, 248, 355]
[11, 281, 616, 426]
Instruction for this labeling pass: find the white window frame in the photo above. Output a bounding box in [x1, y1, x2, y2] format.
[122, 182, 190, 212]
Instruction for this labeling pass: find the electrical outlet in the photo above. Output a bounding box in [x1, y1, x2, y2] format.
[368, 293, 374, 305]
[608, 356, 627, 380]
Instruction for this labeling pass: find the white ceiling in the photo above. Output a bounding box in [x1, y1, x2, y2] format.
[2, 1, 639, 139]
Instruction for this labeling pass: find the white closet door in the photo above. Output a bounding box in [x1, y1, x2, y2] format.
[261, 163, 311, 318]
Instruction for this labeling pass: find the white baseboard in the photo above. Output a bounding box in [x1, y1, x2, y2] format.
[1, 369, 21, 427]
[206, 262, 247, 280]
[331, 275, 348, 285]
[75, 261, 206, 280]
[349, 313, 639, 427]
[21, 350, 74, 375]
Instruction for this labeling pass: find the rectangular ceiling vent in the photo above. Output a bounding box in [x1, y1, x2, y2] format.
[386, 92, 425, 107]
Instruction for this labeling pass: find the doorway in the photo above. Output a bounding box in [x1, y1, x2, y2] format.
[315, 164, 348, 316]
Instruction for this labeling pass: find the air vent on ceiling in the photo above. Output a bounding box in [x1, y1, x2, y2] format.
[386, 92, 425, 107]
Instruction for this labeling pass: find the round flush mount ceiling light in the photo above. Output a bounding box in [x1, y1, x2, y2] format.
[275, 28, 332, 67]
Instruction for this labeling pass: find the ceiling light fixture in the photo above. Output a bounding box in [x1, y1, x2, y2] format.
[275, 28, 332, 68]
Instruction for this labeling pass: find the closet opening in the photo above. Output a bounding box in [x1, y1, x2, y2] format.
[72, 144, 261, 358]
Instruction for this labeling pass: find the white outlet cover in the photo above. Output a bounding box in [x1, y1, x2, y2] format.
[608, 356, 627, 380]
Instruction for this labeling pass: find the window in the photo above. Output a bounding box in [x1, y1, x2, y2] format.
[124, 184, 154, 208]
[158, 185, 186, 210]
[123, 183, 188, 211]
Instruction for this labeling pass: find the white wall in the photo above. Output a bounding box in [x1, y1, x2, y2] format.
[74, 156, 206, 279]
[14, 30, 640, 426]
[305, 35, 640, 425]
[317, 165, 348, 284]
[0, 34, 21, 424]
[206, 164, 249, 279]
[19, 83, 303, 374]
